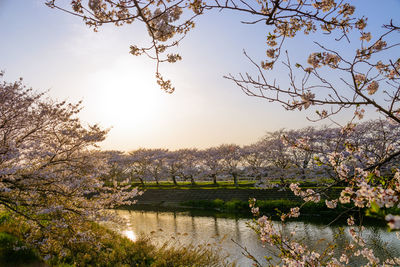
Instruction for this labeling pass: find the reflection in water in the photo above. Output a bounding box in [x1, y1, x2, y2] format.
[123, 230, 137, 241]
[213, 217, 219, 237]
[113, 210, 400, 266]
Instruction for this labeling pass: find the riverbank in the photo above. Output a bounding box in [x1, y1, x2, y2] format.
[128, 188, 400, 225]
[133, 187, 341, 205]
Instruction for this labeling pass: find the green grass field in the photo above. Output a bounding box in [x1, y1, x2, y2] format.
[130, 179, 336, 190]
[131, 180, 258, 189]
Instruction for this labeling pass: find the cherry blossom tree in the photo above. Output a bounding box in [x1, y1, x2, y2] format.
[102, 150, 130, 184]
[46, 0, 362, 93]
[218, 144, 243, 187]
[260, 130, 293, 185]
[200, 147, 225, 185]
[241, 142, 269, 180]
[146, 148, 168, 185]
[177, 148, 201, 185]
[347, 119, 400, 171]
[128, 148, 159, 185]
[163, 150, 183, 185]
[283, 127, 317, 179]
[282, 126, 349, 182]
[0, 73, 138, 260]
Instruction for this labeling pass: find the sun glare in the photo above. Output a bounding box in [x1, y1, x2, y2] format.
[87, 59, 166, 129]
[123, 230, 137, 241]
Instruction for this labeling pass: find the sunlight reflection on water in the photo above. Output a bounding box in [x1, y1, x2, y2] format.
[123, 230, 137, 241]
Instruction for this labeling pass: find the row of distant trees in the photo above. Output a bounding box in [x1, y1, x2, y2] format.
[101, 119, 400, 186]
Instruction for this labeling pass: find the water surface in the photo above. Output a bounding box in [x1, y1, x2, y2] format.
[113, 210, 400, 266]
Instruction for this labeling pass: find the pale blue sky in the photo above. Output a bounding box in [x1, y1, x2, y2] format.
[1, 0, 399, 150]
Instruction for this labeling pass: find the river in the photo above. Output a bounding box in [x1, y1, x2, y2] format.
[111, 210, 400, 266]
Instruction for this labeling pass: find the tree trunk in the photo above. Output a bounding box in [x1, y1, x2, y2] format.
[301, 159, 309, 180]
[300, 168, 306, 180]
[172, 175, 178, 185]
[190, 175, 195, 185]
[138, 177, 145, 186]
[233, 173, 238, 187]
[279, 176, 286, 188]
[212, 174, 218, 185]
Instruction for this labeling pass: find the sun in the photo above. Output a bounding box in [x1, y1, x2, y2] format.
[86, 58, 166, 129]
[123, 230, 137, 241]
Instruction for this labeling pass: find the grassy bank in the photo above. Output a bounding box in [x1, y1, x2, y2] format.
[0, 211, 228, 267]
[132, 180, 258, 189]
[0, 232, 42, 267]
[130, 180, 335, 190]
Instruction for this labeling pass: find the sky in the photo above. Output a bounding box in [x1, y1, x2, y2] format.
[1, 0, 400, 151]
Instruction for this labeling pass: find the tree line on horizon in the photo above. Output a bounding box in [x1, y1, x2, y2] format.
[102, 119, 400, 187]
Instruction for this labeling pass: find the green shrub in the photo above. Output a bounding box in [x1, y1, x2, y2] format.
[212, 199, 225, 209]
[256, 199, 300, 214]
[0, 232, 40, 266]
[225, 199, 248, 212]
